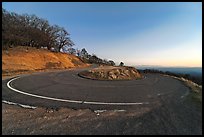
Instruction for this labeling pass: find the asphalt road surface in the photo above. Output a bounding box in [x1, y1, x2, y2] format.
[2, 66, 190, 110]
[2, 66, 202, 135]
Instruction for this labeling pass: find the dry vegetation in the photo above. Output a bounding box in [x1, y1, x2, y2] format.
[182, 79, 202, 103]
[2, 46, 89, 77]
[163, 74, 202, 102]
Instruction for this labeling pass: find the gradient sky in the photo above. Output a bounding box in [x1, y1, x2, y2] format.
[2, 2, 202, 67]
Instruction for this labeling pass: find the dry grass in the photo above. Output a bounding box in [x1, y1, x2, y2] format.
[2, 46, 89, 76]
[163, 74, 202, 102]
[184, 80, 202, 103]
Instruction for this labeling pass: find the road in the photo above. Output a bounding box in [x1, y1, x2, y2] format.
[2, 66, 202, 135]
[2, 66, 189, 110]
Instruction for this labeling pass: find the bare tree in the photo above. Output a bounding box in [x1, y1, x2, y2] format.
[55, 27, 74, 52]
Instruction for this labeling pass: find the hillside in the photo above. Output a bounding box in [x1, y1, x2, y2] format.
[2, 46, 89, 77]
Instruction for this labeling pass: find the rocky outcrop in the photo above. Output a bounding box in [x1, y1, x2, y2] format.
[79, 66, 142, 80]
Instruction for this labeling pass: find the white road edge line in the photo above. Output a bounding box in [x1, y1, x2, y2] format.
[7, 77, 149, 106]
[2, 100, 37, 109]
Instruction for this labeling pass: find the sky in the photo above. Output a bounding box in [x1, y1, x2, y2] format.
[2, 2, 202, 67]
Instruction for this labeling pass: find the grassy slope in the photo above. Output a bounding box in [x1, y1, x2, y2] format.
[2, 46, 89, 76]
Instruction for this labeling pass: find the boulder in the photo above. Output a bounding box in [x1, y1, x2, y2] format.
[79, 66, 142, 80]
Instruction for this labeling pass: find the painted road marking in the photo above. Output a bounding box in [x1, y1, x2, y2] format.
[7, 77, 149, 106]
[2, 100, 37, 109]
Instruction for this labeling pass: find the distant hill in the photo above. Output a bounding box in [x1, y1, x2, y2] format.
[2, 46, 89, 76]
[136, 66, 202, 77]
[136, 66, 202, 85]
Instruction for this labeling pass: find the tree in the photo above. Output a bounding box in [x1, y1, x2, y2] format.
[2, 8, 74, 52]
[76, 48, 81, 56]
[89, 54, 99, 64]
[108, 60, 115, 66]
[102, 59, 108, 64]
[55, 27, 74, 52]
[81, 48, 88, 58]
[67, 47, 76, 55]
[119, 62, 124, 66]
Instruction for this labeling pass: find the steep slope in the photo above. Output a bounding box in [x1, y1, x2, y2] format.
[2, 46, 89, 76]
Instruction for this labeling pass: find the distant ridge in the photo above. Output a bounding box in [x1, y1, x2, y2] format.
[135, 66, 202, 78]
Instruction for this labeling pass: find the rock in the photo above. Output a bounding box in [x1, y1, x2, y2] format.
[81, 66, 142, 80]
[111, 74, 117, 79]
[108, 71, 117, 79]
[89, 70, 93, 73]
[123, 70, 130, 77]
[108, 76, 113, 80]
[130, 69, 137, 74]
[108, 71, 114, 76]
[99, 71, 105, 77]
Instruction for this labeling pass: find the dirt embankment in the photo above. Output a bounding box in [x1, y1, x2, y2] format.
[79, 66, 142, 80]
[2, 46, 89, 77]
